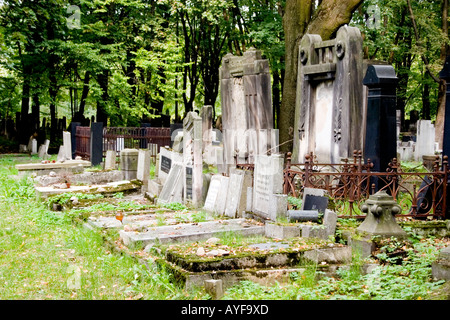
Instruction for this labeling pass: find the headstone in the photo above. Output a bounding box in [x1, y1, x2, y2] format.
[414, 120, 435, 161]
[203, 175, 223, 213]
[137, 149, 151, 186]
[172, 132, 183, 153]
[292, 25, 364, 163]
[63, 131, 72, 160]
[104, 150, 116, 170]
[37, 144, 47, 159]
[252, 154, 286, 220]
[214, 176, 229, 215]
[90, 122, 103, 166]
[224, 172, 244, 218]
[158, 147, 183, 184]
[31, 138, 38, 155]
[183, 111, 203, 207]
[288, 210, 319, 222]
[200, 105, 213, 153]
[120, 148, 139, 181]
[220, 47, 276, 169]
[157, 163, 184, 205]
[363, 64, 398, 187]
[57, 145, 65, 162]
[302, 188, 329, 213]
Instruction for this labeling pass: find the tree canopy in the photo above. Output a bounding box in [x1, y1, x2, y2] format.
[0, 0, 448, 148]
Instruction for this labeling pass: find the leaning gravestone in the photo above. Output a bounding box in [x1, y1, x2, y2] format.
[136, 149, 151, 187]
[104, 150, 116, 170]
[158, 147, 183, 184]
[203, 175, 223, 213]
[292, 25, 364, 164]
[157, 163, 184, 205]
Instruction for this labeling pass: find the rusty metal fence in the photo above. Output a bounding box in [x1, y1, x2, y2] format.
[75, 126, 171, 160]
[237, 151, 450, 220]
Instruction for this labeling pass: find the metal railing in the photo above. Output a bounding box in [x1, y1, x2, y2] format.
[75, 126, 171, 161]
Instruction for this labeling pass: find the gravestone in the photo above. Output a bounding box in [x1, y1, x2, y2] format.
[137, 149, 152, 188]
[38, 140, 50, 159]
[214, 176, 229, 215]
[57, 146, 65, 162]
[292, 25, 364, 164]
[252, 154, 286, 220]
[220, 47, 278, 170]
[203, 175, 223, 213]
[363, 64, 398, 177]
[414, 120, 435, 161]
[158, 147, 183, 184]
[90, 122, 103, 166]
[200, 105, 213, 153]
[70, 122, 81, 160]
[440, 56, 450, 164]
[31, 138, 38, 155]
[157, 163, 184, 205]
[120, 148, 139, 181]
[63, 131, 72, 160]
[104, 150, 116, 170]
[302, 188, 329, 213]
[224, 172, 244, 218]
[183, 111, 203, 207]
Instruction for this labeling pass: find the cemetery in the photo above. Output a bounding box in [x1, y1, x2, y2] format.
[1, 2, 450, 303]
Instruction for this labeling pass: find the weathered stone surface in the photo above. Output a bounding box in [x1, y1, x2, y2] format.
[265, 223, 300, 239]
[104, 150, 116, 170]
[432, 246, 450, 280]
[357, 190, 407, 239]
[224, 172, 244, 218]
[292, 26, 364, 164]
[157, 163, 183, 205]
[119, 218, 265, 247]
[120, 148, 139, 181]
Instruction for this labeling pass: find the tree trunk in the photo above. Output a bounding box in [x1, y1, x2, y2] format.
[279, 0, 363, 153]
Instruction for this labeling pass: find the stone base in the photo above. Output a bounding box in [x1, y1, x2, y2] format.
[265, 223, 300, 239]
[432, 246, 450, 280]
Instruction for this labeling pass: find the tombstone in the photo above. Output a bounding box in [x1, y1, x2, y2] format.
[38, 139, 50, 159]
[363, 64, 398, 182]
[157, 163, 184, 205]
[172, 131, 183, 153]
[90, 122, 103, 166]
[62, 131, 72, 160]
[292, 25, 364, 164]
[158, 147, 183, 184]
[183, 111, 203, 207]
[220, 47, 276, 170]
[251, 154, 286, 220]
[414, 120, 435, 161]
[200, 105, 213, 153]
[396, 109, 401, 141]
[31, 138, 38, 155]
[57, 145, 65, 162]
[104, 150, 116, 170]
[224, 172, 244, 218]
[214, 176, 229, 215]
[302, 188, 329, 213]
[136, 149, 151, 187]
[203, 175, 223, 213]
[120, 148, 139, 181]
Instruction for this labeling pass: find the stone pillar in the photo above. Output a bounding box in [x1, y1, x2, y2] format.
[363, 64, 398, 182]
[90, 122, 103, 166]
[200, 105, 213, 153]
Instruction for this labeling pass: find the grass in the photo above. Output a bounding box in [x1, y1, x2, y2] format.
[0, 155, 206, 300]
[0, 154, 448, 300]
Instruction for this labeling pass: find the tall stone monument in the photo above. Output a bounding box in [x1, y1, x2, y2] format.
[219, 47, 278, 170]
[292, 26, 365, 164]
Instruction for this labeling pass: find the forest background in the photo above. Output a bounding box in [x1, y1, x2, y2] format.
[0, 0, 448, 152]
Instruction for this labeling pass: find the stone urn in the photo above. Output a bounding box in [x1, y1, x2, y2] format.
[357, 190, 407, 240]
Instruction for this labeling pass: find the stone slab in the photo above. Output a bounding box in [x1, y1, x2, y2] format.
[264, 223, 301, 239]
[119, 218, 265, 247]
